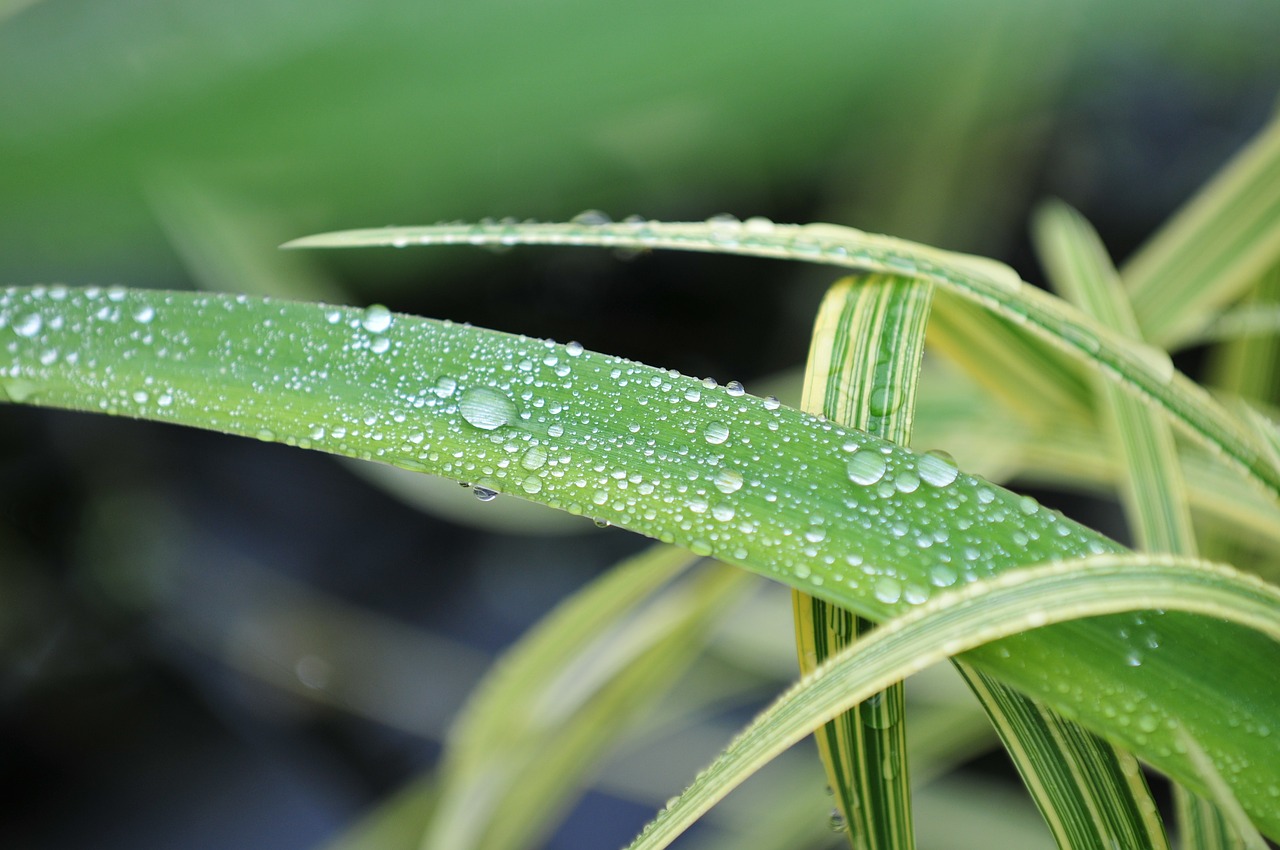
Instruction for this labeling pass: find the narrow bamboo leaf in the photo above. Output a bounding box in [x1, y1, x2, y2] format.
[624, 555, 1280, 850]
[1035, 201, 1230, 848]
[923, 290, 1092, 427]
[796, 275, 929, 850]
[1182, 302, 1280, 347]
[1123, 115, 1280, 348]
[2, 287, 1278, 835]
[952, 666, 1168, 850]
[285, 218, 1280, 501]
[424, 547, 749, 850]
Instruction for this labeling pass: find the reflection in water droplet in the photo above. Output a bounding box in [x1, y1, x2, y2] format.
[918, 450, 959, 487]
[361, 304, 393, 333]
[847, 450, 887, 486]
[459, 387, 516, 430]
[726, 380, 745, 397]
[565, 340, 584, 357]
[473, 486, 498, 502]
[704, 422, 730, 445]
[763, 395, 781, 410]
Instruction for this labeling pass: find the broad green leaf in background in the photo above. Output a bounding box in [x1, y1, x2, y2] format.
[2, 286, 1278, 837]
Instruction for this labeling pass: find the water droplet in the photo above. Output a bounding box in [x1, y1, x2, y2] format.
[565, 340, 584, 357]
[361, 304, 393, 333]
[868, 385, 901, 416]
[713, 468, 743, 494]
[846, 450, 887, 486]
[459, 387, 516, 430]
[1018, 495, 1039, 515]
[473, 486, 498, 502]
[571, 209, 611, 225]
[521, 445, 548, 470]
[894, 468, 920, 493]
[370, 336, 391, 354]
[874, 576, 902, 604]
[712, 504, 736, 522]
[860, 691, 901, 729]
[12, 313, 42, 338]
[828, 810, 847, 833]
[725, 380, 745, 397]
[521, 477, 543, 494]
[131, 305, 155, 324]
[763, 395, 781, 410]
[918, 450, 959, 487]
[704, 422, 730, 445]
[929, 565, 957, 587]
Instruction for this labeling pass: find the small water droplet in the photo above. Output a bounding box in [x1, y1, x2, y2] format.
[12, 313, 42, 338]
[712, 504, 736, 521]
[521, 477, 543, 494]
[459, 387, 516, 430]
[918, 450, 959, 487]
[704, 422, 730, 445]
[846, 450, 887, 486]
[361, 303, 393, 333]
[473, 486, 498, 502]
[571, 209, 611, 226]
[565, 340, 584, 356]
[763, 395, 781, 410]
[828, 810, 847, 833]
[894, 468, 920, 493]
[131, 305, 156, 324]
[725, 380, 745, 397]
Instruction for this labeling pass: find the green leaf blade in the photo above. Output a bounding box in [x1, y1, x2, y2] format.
[2, 285, 1278, 836]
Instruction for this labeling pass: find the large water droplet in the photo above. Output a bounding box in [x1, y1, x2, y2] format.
[565, 340, 584, 357]
[459, 387, 516, 430]
[521, 445, 548, 470]
[12, 313, 42, 338]
[473, 486, 498, 502]
[918, 450, 959, 487]
[361, 304, 393, 333]
[846, 450, 887, 486]
[713, 468, 743, 494]
[704, 422, 730, 445]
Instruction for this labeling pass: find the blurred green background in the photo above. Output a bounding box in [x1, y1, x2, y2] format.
[2, 0, 1278, 848]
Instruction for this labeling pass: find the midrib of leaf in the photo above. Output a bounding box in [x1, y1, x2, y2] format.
[3, 287, 1279, 835]
[795, 274, 928, 850]
[622, 555, 1280, 850]
[1036, 202, 1251, 849]
[284, 218, 1280, 503]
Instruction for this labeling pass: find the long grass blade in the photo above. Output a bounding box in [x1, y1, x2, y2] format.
[796, 274, 930, 849]
[623, 554, 1280, 850]
[2, 286, 1278, 834]
[285, 218, 1280, 502]
[1123, 115, 1280, 348]
[423, 545, 748, 850]
[1035, 201, 1237, 849]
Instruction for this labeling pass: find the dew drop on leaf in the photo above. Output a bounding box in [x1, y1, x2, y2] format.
[918, 450, 959, 487]
[473, 486, 498, 502]
[713, 468, 743, 494]
[12, 313, 42, 338]
[459, 387, 516, 430]
[704, 422, 730, 445]
[361, 303, 393, 333]
[846, 450, 887, 486]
